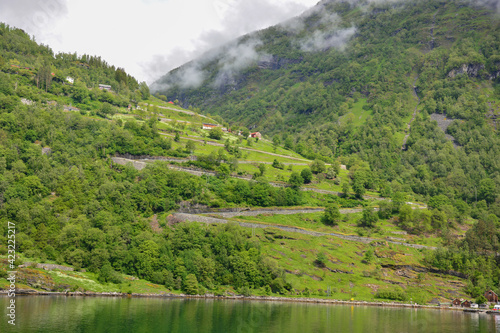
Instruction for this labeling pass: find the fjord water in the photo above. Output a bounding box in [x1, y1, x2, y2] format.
[1, 296, 499, 333]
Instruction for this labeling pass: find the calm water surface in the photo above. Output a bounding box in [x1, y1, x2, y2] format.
[1, 296, 499, 332]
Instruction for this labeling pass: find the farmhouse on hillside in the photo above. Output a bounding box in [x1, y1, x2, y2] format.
[249, 132, 262, 139]
[202, 123, 218, 130]
[99, 84, 112, 91]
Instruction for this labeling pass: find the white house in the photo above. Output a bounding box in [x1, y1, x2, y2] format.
[99, 84, 112, 91]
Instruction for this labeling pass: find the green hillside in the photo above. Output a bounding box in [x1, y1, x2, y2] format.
[0, 3, 499, 306]
[154, 0, 500, 209]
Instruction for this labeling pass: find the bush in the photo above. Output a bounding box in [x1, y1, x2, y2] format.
[288, 172, 303, 190]
[314, 252, 327, 267]
[239, 286, 252, 297]
[270, 277, 291, 294]
[310, 159, 326, 174]
[183, 274, 199, 295]
[322, 204, 341, 226]
[358, 207, 379, 228]
[476, 295, 488, 305]
[272, 159, 285, 169]
[301, 168, 313, 184]
[208, 127, 223, 140]
[375, 288, 408, 301]
[98, 264, 123, 284]
[363, 249, 375, 264]
[97, 102, 115, 118]
[325, 167, 336, 179]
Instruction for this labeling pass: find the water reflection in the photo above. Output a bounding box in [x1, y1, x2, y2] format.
[0, 296, 497, 333]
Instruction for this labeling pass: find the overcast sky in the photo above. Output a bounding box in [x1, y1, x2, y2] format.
[0, 0, 319, 83]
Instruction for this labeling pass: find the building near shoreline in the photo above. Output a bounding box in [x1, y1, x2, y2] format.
[485, 290, 498, 303]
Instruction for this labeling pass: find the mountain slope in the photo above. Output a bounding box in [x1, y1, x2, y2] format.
[0, 13, 499, 303]
[153, 0, 500, 207]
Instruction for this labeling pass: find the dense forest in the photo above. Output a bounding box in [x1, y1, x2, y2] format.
[155, 0, 500, 212]
[0, 23, 317, 294]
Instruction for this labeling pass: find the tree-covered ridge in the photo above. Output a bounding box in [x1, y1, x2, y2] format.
[0, 103, 303, 293]
[0, 23, 149, 110]
[0, 22, 311, 294]
[154, 0, 499, 212]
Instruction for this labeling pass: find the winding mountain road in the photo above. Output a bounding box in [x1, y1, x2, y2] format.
[172, 211, 435, 250]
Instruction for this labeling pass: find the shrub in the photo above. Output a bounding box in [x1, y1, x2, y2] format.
[301, 168, 313, 184]
[375, 288, 408, 301]
[358, 207, 379, 228]
[314, 252, 327, 268]
[208, 127, 223, 140]
[183, 274, 199, 295]
[310, 159, 326, 174]
[322, 204, 341, 226]
[272, 159, 284, 169]
[476, 295, 488, 305]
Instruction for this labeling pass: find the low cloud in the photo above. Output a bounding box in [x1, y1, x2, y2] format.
[144, 0, 313, 84]
[299, 26, 357, 52]
[279, 2, 356, 52]
[214, 38, 270, 87]
[469, 0, 500, 12]
[174, 64, 206, 89]
[152, 61, 206, 92]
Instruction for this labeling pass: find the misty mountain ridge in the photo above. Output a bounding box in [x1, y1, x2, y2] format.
[152, 0, 499, 94]
[152, 0, 361, 92]
[152, 0, 499, 208]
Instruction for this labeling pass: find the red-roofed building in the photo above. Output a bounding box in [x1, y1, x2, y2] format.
[168, 101, 174, 104]
[202, 123, 218, 130]
[249, 132, 262, 139]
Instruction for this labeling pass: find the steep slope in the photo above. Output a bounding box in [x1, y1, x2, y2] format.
[0, 15, 499, 304]
[154, 0, 499, 131]
[153, 0, 500, 207]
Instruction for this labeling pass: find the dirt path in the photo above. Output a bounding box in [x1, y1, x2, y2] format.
[159, 132, 312, 162]
[111, 157, 430, 208]
[146, 104, 215, 120]
[172, 212, 435, 250]
[111, 156, 340, 193]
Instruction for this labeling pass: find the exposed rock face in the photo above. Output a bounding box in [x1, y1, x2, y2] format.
[430, 113, 459, 147]
[447, 64, 485, 78]
[258, 56, 302, 70]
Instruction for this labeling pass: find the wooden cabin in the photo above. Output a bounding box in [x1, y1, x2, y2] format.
[485, 290, 498, 303]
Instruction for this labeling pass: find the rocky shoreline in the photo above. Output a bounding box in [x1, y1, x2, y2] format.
[0, 289, 461, 311]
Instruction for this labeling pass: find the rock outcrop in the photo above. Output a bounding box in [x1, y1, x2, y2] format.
[447, 63, 485, 78]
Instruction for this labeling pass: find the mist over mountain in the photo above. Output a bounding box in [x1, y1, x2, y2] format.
[152, 0, 499, 124]
[153, 0, 500, 205]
